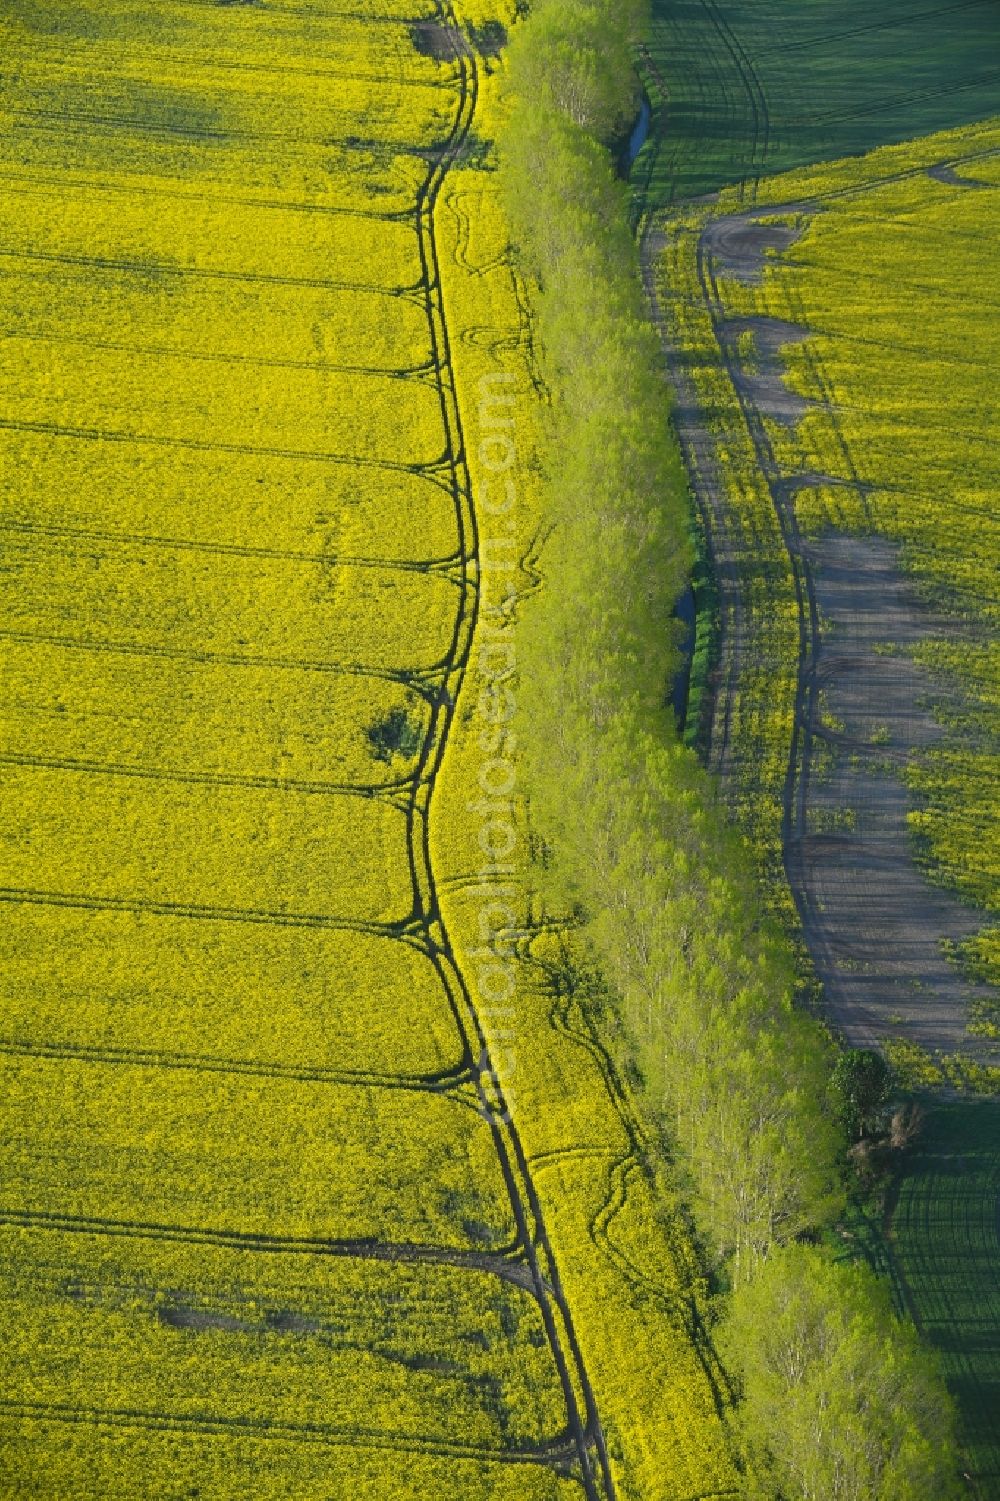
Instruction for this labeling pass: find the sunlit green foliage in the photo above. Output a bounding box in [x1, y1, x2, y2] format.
[722, 1245, 961, 1500]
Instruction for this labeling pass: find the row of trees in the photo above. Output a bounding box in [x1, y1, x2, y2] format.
[498, 2, 961, 1495]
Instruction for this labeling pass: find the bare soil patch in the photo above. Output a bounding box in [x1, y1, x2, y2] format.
[702, 213, 804, 284]
[791, 529, 995, 1055]
[721, 315, 813, 424]
[926, 162, 992, 189]
[410, 21, 462, 61]
[157, 1304, 257, 1333]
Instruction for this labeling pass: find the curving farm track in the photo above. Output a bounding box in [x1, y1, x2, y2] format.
[393, 8, 618, 1492]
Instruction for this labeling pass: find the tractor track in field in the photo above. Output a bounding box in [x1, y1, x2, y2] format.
[0, 245, 420, 298]
[751, 0, 994, 57]
[0, 750, 423, 801]
[0, 1036, 475, 1096]
[529, 936, 740, 1422]
[635, 0, 770, 211]
[698, 0, 771, 202]
[0, 166, 415, 223]
[3, 104, 456, 157]
[0, 1207, 538, 1293]
[692, 210, 821, 882]
[0, 1398, 583, 1471]
[0, 415, 466, 479]
[9, 34, 468, 94]
[0, 884, 439, 946]
[0, 329, 441, 383]
[1, 516, 465, 572]
[0, 627, 469, 686]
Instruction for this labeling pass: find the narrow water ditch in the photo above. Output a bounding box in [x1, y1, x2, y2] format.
[620, 93, 652, 175]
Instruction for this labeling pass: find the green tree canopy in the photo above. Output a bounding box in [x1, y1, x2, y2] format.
[721, 1244, 961, 1500]
[506, 0, 646, 142]
[830, 1048, 895, 1141]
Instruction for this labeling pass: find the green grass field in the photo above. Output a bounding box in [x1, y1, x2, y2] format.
[633, 0, 1000, 210]
[888, 1103, 1000, 1496]
[844, 1102, 1000, 1497]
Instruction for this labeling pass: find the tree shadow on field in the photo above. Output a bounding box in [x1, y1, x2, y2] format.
[888, 1100, 1000, 1495]
[366, 705, 423, 766]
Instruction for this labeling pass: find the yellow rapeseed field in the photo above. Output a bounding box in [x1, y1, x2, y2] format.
[0, 2, 738, 1496]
